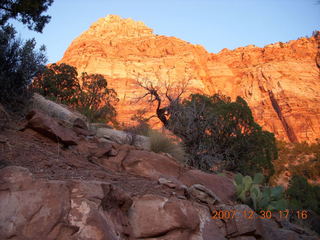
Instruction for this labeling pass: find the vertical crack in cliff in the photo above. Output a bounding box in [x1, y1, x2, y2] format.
[315, 31, 320, 69]
[268, 90, 298, 143]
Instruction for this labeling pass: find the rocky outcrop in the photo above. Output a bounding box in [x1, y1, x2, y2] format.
[1, 166, 317, 240]
[59, 15, 320, 143]
[0, 109, 318, 239]
[96, 127, 150, 150]
[25, 110, 79, 146]
[129, 194, 200, 239]
[29, 93, 88, 128]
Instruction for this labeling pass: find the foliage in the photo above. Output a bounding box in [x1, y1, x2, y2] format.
[32, 63, 118, 123]
[166, 94, 277, 176]
[32, 63, 79, 104]
[272, 140, 320, 184]
[287, 175, 320, 215]
[259, 186, 287, 211]
[234, 173, 264, 210]
[0, 25, 46, 108]
[0, 0, 53, 32]
[291, 160, 320, 181]
[123, 118, 186, 163]
[77, 72, 118, 123]
[312, 30, 319, 38]
[148, 129, 186, 163]
[234, 173, 287, 211]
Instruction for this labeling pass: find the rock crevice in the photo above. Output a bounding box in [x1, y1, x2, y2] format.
[268, 90, 297, 143]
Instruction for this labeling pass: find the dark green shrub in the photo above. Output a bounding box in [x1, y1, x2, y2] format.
[32, 63, 79, 104]
[273, 140, 320, 184]
[32, 63, 118, 124]
[287, 175, 320, 215]
[77, 72, 118, 123]
[166, 94, 277, 176]
[138, 80, 277, 175]
[0, 0, 53, 109]
[287, 175, 320, 234]
[0, 25, 46, 109]
[0, 0, 53, 33]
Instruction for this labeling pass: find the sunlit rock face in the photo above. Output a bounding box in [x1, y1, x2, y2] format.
[59, 14, 320, 143]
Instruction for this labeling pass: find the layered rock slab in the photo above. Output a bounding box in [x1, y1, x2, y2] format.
[1, 167, 317, 240]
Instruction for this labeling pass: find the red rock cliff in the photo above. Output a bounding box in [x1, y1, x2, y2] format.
[59, 15, 320, 143]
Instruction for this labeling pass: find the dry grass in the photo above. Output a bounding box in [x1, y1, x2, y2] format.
[147, 129, 186, 163]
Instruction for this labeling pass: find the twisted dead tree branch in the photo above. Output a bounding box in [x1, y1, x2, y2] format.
[134, 75, 191, 127]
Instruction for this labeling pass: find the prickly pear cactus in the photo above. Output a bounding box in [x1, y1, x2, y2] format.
[233, 173, 287, 211]
[259, 186, 287, 211]
[253, 173, 264, 185]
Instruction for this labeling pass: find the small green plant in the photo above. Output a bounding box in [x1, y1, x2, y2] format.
[234, 173, 287, 211]
[234, 173, 264, 210]
[259, 186, 287, 211]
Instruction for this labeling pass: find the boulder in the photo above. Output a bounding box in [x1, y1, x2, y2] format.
[213, 204, 319, 240]
[195, 204, 227, 240]
[222, 204, 259, 237]
[67, 181, 125, 240]
[72, 118, 94, 136]
[99, 144, 135, 172]
[0, 167, 133, 240]
[26, 110, 78, 146]
[72, 126, 95, 136]
[128, 194, 200, 239]
[255, 218, 318, 240]
[158, 177, 177, 188]
[188, 184, 221, 206]
[179, 169, 236, 203]
[0, 167, 317, 240]
[0, 166, 72, 240]
[88, 142, 114, 159]
[29, 93, 88, 128]
[122, 149, 183, 180]
[100, 148, 235, 203]
[201, 219, 227, 240]
[96, 127, 150, 150]
[97, 127, 131, 144]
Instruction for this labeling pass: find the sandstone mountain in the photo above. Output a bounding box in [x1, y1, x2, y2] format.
[59, 14, 320, 143]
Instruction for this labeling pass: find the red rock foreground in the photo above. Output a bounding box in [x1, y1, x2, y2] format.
[59, 15, 320, 143]
[0, 108, 318, 239]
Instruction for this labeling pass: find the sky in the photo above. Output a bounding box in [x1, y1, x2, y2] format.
[11, 0, 320, 63]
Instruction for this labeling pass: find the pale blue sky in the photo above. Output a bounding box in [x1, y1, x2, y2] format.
[11, 0, 320, 63]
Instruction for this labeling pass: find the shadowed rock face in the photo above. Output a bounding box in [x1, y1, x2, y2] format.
[59, 15, 320, 142]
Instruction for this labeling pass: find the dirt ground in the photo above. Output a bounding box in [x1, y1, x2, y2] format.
[0, 125, 173, 198]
